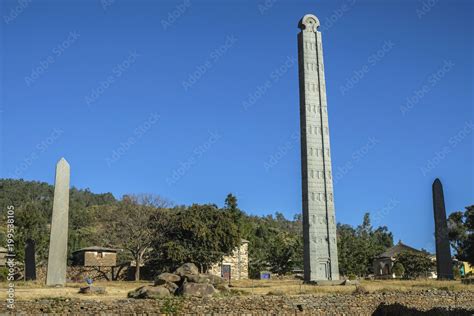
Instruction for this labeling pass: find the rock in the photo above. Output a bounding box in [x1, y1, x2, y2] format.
[128, 285, 170, 299]
[206, 274, 225, 286]
[156, 272, 181, 283]
[180, 282, 217, 297]
[184, 274, 225, 285]
[154, 278, 180, 293]
[127, 286, 149, 299]
[184, 274, 210, 284]
[215, 283, 231, 293]
[78, 286, 106, 294]
[145, 286, 171, 299]
[175, 263, 199, 276]
[163, 281, 179, 294]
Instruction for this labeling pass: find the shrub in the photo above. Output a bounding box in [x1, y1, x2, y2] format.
[392, 263, 405, 278]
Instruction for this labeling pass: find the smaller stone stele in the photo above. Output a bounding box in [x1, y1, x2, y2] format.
[25, 238, 36, 281]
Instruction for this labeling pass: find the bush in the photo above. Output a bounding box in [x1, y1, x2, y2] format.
[392, 263, 405, 278]
[347, 273, 357, 280]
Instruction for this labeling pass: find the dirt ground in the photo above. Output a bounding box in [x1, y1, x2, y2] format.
[0, 279, 472, 301]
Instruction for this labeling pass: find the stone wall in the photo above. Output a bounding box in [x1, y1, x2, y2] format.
[3, 290, 473, 315]
[33, 265, 126, 283]
[83, 251, 117, 267]
[209, 241, 249, 280]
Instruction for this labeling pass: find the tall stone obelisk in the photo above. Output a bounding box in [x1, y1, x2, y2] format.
[298, 14, 339, 281]
[432, 178, 454, 280]
[46, 158, 70, 286]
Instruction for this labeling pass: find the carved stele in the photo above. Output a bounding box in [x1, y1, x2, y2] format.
[298, 14, 339, 281]
[46, 158, 70, 286]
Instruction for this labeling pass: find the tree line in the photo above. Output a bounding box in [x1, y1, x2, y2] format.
[0, 179, 472, 280]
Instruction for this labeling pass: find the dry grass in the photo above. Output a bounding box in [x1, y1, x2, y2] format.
[0, 281, 150, 301]
[229, 278, 474, 295]
[0, 279, 472, 301]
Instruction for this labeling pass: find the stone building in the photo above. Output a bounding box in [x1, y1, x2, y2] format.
[373, 241, 435, 279]
[209, 240, 248, 280]
[71, 246, 118, 267]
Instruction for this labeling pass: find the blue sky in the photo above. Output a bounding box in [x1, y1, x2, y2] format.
[1, 0, 472, 252]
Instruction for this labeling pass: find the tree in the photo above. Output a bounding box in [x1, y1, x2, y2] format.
[224, 193, 245, 236]
[463, 205, 474, 265]
[337, 213, 393, 277]
[0, 179, 116, 265]
[395, 251, 434, 279]
[15, 201, 50, 264]
[448, 205, 474, 265]
[266, 231, 302, 275]
[96, 195, 169, 281]
[151, 203, 241, 273]
[392, 262, 405, 278]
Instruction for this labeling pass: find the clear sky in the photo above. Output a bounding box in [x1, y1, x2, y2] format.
[1, 0, 472, 252]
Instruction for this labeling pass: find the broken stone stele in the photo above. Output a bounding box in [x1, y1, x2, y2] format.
[432, 178, 454, 280]
[46, 158, 70, 286]
[298, 14, 339, 282]
[25, 238, 36, 281]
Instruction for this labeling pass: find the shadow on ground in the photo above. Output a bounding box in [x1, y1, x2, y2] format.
[372, 303, 473, 316]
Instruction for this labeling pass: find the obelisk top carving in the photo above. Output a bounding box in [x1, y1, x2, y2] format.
[298, 14, 320, 32]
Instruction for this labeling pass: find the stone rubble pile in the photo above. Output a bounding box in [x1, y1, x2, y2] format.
[128, 263, 229, 299]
